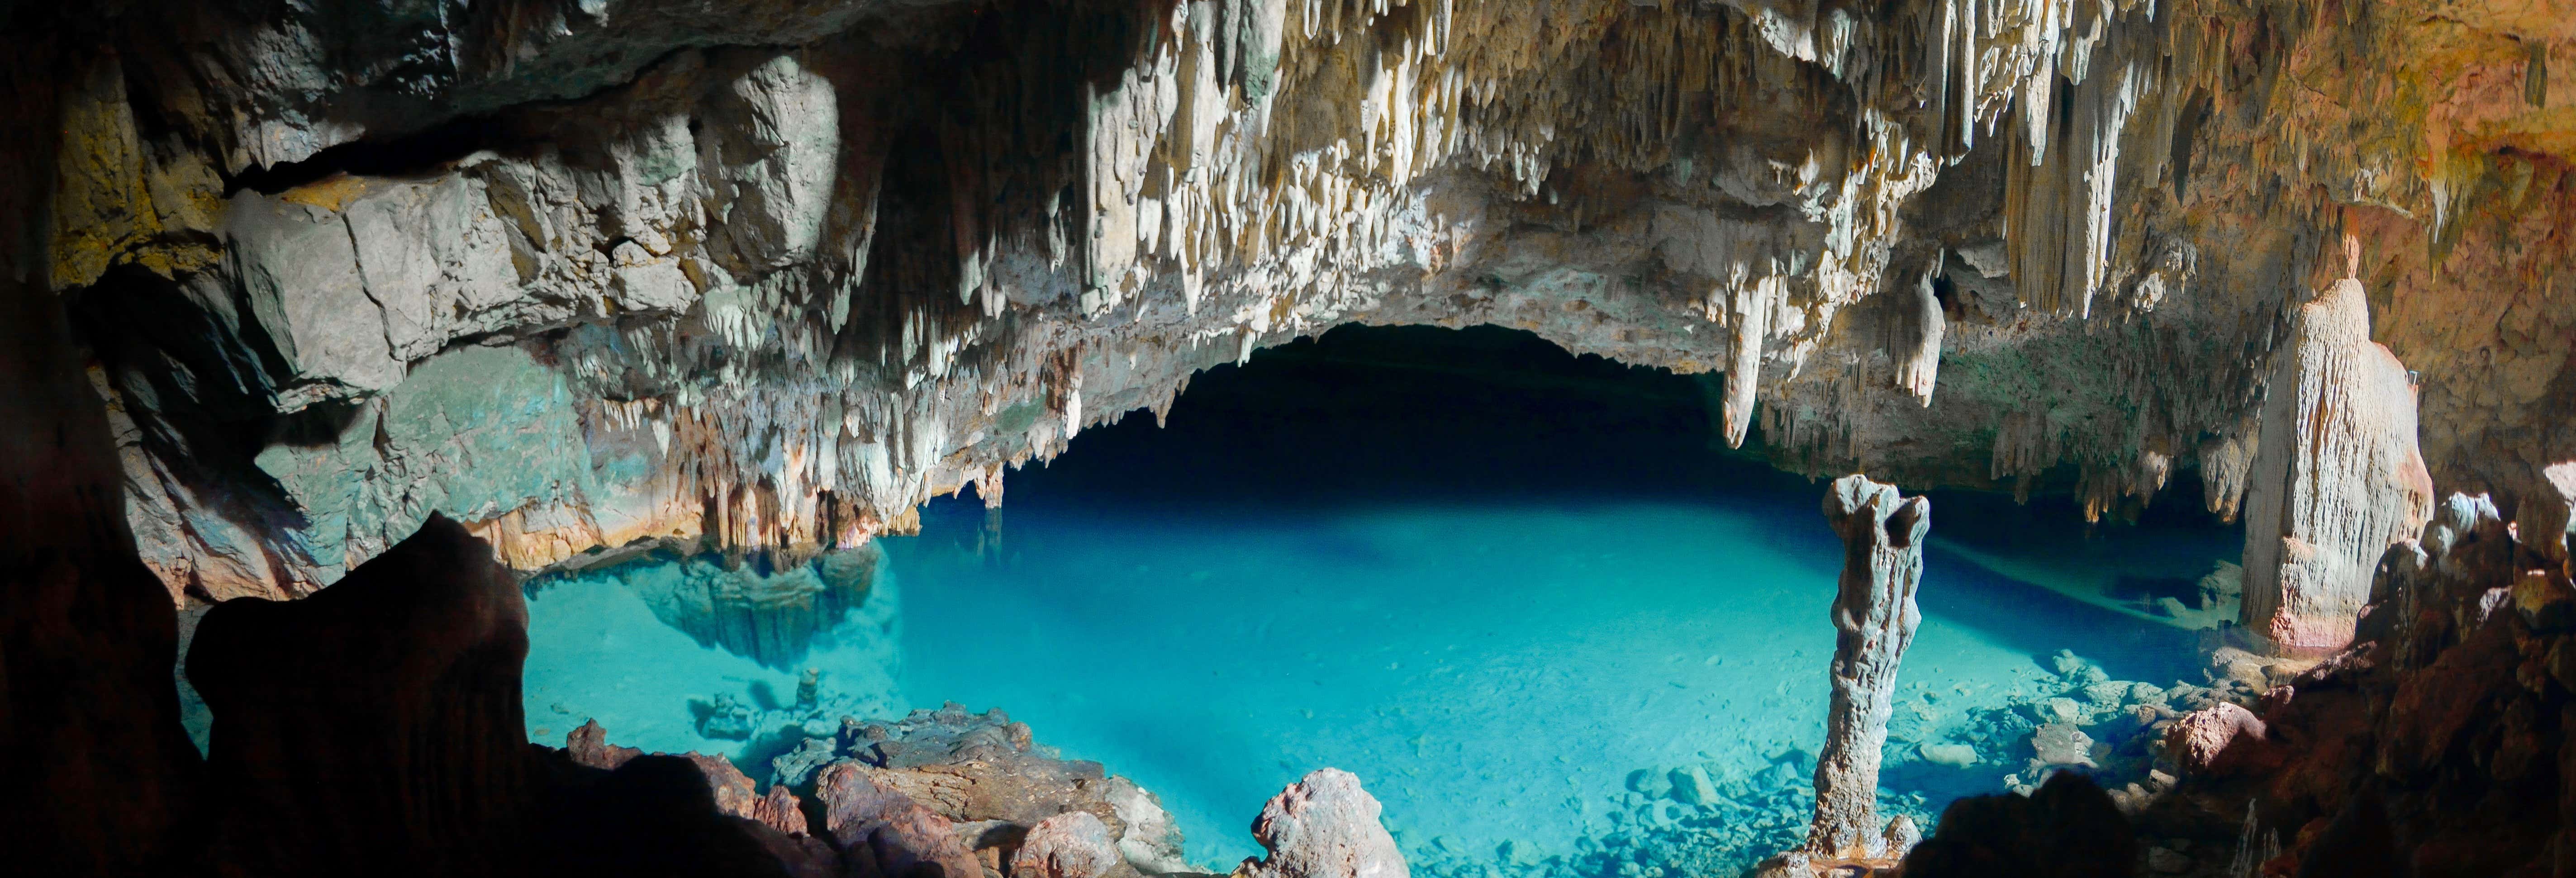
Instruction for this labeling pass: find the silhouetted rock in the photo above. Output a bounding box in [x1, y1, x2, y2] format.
[1899, 772, 2135, 878]
[188, 513, 533, 877]
[529, 752, 803, 878]
[0, 256, 203, 876]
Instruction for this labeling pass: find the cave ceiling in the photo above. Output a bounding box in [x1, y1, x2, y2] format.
[11, 0, 2571, 603]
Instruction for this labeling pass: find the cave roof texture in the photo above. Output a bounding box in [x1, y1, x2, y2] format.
[7, 0, 2571, 603]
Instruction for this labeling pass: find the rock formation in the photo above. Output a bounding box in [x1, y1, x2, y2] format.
[2133, 490, 2576, 876]
[2238, 275, 2436, 655]
[0, 0, 2551, 633]
[818, 764, 989, 878]
[1899, 773, 2137, 878]
[601, 542, 883, 668]
[7, 0, 2576, 875]
[1013, 812, 1122, 878]
[187, 513, 534, 877]
[1805, 475, 1929, 859]
[0, 258, 202, 876]
[2161, 702, 2270, 776]
[1234, 769, 1409, 878]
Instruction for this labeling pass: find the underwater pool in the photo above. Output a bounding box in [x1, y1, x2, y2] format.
[521, 326, 2238, 874]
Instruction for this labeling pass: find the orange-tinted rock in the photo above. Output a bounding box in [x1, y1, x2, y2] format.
[818, 761, 986, 878]
[568, 719, 644, 770]
[2164, 702, 2272, 777]
[1015, 812, 1119, 878]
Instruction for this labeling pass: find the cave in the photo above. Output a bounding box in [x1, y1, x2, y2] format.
[518, 323, 2239, 872]
[5, 2, 2574, 878]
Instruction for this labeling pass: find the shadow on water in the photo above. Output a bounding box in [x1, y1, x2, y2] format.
[1917, 544, 2204, 686]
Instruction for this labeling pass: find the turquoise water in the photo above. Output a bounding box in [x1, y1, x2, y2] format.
[522, 326, 2234, 872]
[887, 493, 2220, 869]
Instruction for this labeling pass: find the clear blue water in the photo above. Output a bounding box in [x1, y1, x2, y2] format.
[523, 326, 2235, 871]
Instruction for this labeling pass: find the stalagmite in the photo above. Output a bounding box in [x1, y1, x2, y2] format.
[2239, 275, 2434, 656]
[1806, 475, 1929, 860]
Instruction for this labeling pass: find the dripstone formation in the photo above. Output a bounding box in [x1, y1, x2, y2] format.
[4, 0, 2561, 669]
[6, 0, 2576, 876]
[2237, 272, 2436, 656]
[1804, 475, 1930, 861]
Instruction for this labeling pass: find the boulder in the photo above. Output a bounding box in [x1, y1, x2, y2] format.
[2163, 702, 2269, 776]
[818, 762, 985, 878]
[187, 513, 532, 877]
[1014, 812, 1121, 878]
[1920, 743, 1978, 768]
[1232, 769, 1408, 878]
[1899, 773, 2136, 878]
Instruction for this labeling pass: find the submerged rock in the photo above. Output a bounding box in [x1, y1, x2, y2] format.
[1667, 765, 1719, 806]
[2029, 723, 2098, 772]
[622, 545, 884, 669]
[1918, 743, 1978, 768]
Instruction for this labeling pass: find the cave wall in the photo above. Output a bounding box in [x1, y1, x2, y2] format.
[14, 0, 2572, 613]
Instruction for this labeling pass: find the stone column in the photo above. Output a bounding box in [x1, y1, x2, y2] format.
[2239, 276, 2433, 655]
[1806, 475, 1930, 859]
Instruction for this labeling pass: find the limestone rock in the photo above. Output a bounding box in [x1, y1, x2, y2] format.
[1233, 769, 1407, 878]
[48, 0, 2576, 621]
[2239, 278, 2436, 655]
[1881, 814, 1922, 860]
[1806, 475, 1929, 859]
[2029, 723, 2098, 771]
[1919, 743, 1978, 768]
[1667, 764, 1718, 805]
[224, 194, 407, 408]
[818, 761, 986, 878]
[814, 705, 1188, 877]
[567, 719, 643, 770]
[2163, 702, 2268, 776]
[1014, 812, 1120, 878]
